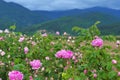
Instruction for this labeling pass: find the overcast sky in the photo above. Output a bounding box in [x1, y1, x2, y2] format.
[4, 0, 120, 11]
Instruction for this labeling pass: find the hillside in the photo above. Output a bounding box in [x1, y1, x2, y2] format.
[1, 0, 120, 35]
[0, 0, 48, 31]
[26, 7, 120, 35]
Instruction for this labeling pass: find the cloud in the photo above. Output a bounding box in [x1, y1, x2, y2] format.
[4, 0, 120, 10]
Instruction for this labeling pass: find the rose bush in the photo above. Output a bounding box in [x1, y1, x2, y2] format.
[0, 28, 120, 80]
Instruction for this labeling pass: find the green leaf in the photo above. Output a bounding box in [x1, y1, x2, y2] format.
[108, 71, 116, 79]
[13, 64, 25, 70]
[9, 24, 16, 31]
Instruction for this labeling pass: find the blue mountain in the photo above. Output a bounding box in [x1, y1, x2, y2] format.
[0, 0, 120, 35]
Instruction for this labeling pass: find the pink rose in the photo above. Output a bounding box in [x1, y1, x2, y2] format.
[30, 60, 42, 70]
[11, 62, 14, 66]
[8, 70, 24, 80]
[112, 59, 117, 64]
[63, 32, 67, 35]
[0, 37, 4, 41]
[116, 40, 120, 45]
[31, 41, 36, 46]
[92, 37, 103, 47]
[56, 31, 60, 35]
[55, 50, 73, 59]
[29, 76, 33, 80]
[24, 47, 29, 54]
[118, 72, 120, 76]
[42, 33, 47, 37]
[45, 56, 50, 60]
[84, 69, 88, 74]
[0, 51, 5, 56]
[72, 56, 76, 60]
[93, 73, 97, 78]
[18, 37, 25, 42]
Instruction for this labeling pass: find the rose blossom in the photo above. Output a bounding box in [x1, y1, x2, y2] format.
[0, 30, 3, 33]
[42, 33, 47, 37]
[0, 37, 4, 41]
[72, 56, 76, 60]
[84, 69, 88, 74]
[8, 70, 24, 80]
[41, 67, 45, 71]
[68, 36, 72, 39]
[4, 29, 9, 33]
[112, 59, 117, 64]
[116, 40, 120, 47]
[56, 31, 60, 35]
[31, 41, 36, 46]
[55, 50, 73, 59]
[50, 41, 55, 45]
[29, 76, 33, 80]
[45, 56, 50, 60]
[93, 73, 97, 78]
[91, 37, 103, 47]
[116, 40, 120, 45]
[18, 37, 25, 42]
[63, 32, 67, 35]
[11, 62, 14, 66]
[118, 72, 120, 76]
[0, 51, 5, 56]
[30, 60, 42, 70]
[24, 47, 29, 54]
[0, 49, 2, 53]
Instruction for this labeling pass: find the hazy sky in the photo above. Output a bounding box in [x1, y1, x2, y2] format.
[4, 0, 120, 10]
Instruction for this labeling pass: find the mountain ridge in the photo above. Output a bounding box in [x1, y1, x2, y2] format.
[0, 0, 120, 35]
